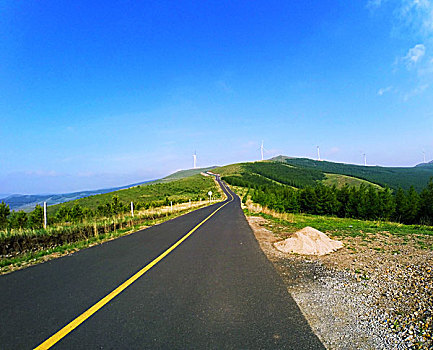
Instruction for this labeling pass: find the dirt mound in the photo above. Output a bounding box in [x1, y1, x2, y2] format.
[274, 226, 343, 256]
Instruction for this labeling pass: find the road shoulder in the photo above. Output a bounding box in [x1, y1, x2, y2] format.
[246, 215, 432, 349]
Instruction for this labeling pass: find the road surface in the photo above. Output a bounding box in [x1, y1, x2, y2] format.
[0, 177, 324, 349]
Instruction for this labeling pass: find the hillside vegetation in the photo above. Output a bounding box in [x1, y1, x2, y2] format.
[217, 160, 433, 226]
[273, 156, 433, 191]
[216, 161, 377, 189]
[1, 174, 220, 232]
[47, 174, 218, 215]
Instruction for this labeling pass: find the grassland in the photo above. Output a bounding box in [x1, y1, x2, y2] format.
[322, 173, 382, 189]
[158, 166, 216, 181]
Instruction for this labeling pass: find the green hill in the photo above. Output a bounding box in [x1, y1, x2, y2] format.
[47, 174, 219, 215]
[272, 156, 433, 191]
[216, 161, 380, 190]
[158, 166, 217, 182]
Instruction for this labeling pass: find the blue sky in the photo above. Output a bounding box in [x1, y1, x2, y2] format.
[1, 0, 433, 194]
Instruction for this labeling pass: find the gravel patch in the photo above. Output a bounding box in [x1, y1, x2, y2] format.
[247, 216, 433, 350]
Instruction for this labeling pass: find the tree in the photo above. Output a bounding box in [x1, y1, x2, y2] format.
[0, 201, 10, 230]
[71, 204, 84, 222]
[355, 185, 369, 219]
[314, 184, 338, 215]
[56, 206, 71, 223]
[283, 188, 300, 213]
[366, 186, 379, 219]
[336, 185, 350, 218]
[8, 210, 28, 229]
[28, 205, 44, 229]
[378, 187, 395, 220]
[405, 186, 420, 224]
[299, 186, 318, 214]
[419, 178, 433, 225]
[394, 188, 407, 223]
[111, 195, 121, 215]
[16, 211, 28, 229]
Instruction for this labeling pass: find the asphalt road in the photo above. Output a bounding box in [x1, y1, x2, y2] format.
[0, 176, 324, 349]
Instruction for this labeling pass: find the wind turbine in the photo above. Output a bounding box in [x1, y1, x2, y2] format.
[193, 151, 197, 169]
[317, 146, 321, 161]
[363, 153, 367, 166]
[423, 150, 426, 163]
[260, 140, 264, 161]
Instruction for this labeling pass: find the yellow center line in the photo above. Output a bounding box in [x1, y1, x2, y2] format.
[34, 180, 233, 350]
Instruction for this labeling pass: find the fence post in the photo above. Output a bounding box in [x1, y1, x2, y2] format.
[131, 201, 134, 217]
[43, 202, 47, 229]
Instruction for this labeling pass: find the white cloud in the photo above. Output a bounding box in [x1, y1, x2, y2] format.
[24, 170, 62, 177]
[403, 44, 426, 67]
[403, 83, 430, 100]
[367, 0, 383, 9]
[377, 0, 433, 99]
[399, 0, 433, 35]
[377, 86, 393, 95]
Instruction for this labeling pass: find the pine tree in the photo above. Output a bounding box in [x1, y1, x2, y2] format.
[419, 178, 433, 225]
[71, 204, 84, 222]
[378, 187, 395, 220]
[405, 186, 420, 224]
[29, 205, 44, 229]
[0, 201, 10, 230]
[394, 188, 407, 223]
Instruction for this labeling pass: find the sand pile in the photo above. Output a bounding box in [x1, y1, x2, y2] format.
[274, 227, 343, 256]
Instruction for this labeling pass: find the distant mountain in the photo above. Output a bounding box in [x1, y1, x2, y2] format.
[272, 156, 433, 191]
[2, 181, 152, 212]
[415, 160, 433, 168]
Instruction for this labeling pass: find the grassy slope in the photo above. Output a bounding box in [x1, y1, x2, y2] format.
[273, 156, 433, 191]
[47, 174, 219, 214]
[323, 173, 382, 189]
[159, 166, 216, 181]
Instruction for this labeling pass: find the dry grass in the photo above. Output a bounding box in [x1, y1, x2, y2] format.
[244, 201, 295, 223]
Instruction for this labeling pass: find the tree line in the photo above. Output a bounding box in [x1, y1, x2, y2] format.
[228, 178, 433, 225]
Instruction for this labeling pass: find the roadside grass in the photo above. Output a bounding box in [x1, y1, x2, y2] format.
[242, 201, 433, 253]
[0, 200, 220, 275]
[245, 206, 432, 241]
[228, 183, 433, 252]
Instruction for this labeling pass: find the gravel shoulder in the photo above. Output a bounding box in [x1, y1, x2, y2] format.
[247, 215, 433, 350]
